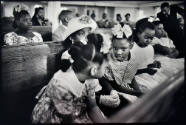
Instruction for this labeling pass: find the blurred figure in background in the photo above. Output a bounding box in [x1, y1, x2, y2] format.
[151, 20, 179, 58]
[123, 13, 134, 29]
[76, 13, 80, 17]
[53, 10, 74, 41]
[91, 10, 96, 21]
[97, 13, 111, 28]
[157, 2, 184, 57]
[32, 7, 51, 26]
[116, 13, 124, 27]
[178, 17, 184, 32]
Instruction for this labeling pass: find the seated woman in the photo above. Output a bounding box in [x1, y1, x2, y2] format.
[58, 15, 97, 71]
[31, 43, 108, 123]
[4, 10, 43, 46]
[151, 20, 179, 58]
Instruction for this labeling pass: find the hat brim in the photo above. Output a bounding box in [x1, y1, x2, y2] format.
[63, 16, 97, 41]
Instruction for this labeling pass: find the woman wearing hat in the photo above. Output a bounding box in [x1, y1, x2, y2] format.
[57, 15, 97, 72]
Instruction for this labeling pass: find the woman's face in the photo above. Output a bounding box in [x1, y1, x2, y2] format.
[74, 27, 91, 43]
[112, 39, 130, 62]
[137, 28, 155, 47]
[18, 14, 32, 31]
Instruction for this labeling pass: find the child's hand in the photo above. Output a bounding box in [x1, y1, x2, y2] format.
[148, 61, 161, 69]
[99, 94, 120, 108]
[146, 68, 157, 75]
[153, 61, 161, 68]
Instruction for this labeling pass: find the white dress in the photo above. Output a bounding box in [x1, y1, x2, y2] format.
[4, 32, 43, 46]
[151, 37, 176, 48]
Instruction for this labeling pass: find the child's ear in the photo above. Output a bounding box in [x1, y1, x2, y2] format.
[90, 66, 97, 77]
[64, 17, 68, 22]
[129, 42, 134, 49]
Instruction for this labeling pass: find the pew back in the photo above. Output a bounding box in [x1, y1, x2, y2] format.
[1, 41, 62, 94]
[31, 26, 52, 41]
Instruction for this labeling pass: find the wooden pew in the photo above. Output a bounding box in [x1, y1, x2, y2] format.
[109, 69, 184, 122]
[31, 26, 52, 41]
[1, 41, 63, 124]
[1, 39, 184, 124]
[1, 41, 62, 94]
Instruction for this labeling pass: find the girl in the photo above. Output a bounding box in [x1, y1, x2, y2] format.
[97, 22, 161, 115]
[132, 17, 161, 74]
[31, 43, 108, 123]
[134, 17, 183, 92]
[96, 24, 147, 117]
[100, 24, 143, 99]
[4, 10, 43, 46]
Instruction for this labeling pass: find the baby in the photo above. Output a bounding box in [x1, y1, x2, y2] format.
[151, 21, 179, 58]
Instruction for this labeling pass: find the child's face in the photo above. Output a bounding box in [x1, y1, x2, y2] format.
[112, 39, 130, 62]
[18, 14, 32, 31]
[155, 24, 165, 38]
[137, 28, 155, 47]
[93, 60, 108, 78]
[74, 27, 91, 43]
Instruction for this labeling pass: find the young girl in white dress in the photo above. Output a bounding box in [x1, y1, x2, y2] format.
[133, 17, 184, 92]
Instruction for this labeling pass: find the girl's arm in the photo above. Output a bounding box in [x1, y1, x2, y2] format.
[87, 99, 107, 123]
[109, 79, 142, 97]
[153, 44, 171, 55]
[86, 90, 107, 123]
[136, 68, 157, 75]
[98, 77, 114, 95]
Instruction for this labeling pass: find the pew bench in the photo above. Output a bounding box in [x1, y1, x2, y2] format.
[0, 40, 184, 124]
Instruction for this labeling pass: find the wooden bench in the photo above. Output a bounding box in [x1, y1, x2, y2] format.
[109, 69, 184, 122]
[31, 26, 52, 41]
[1, 41, 62, 94]
[0, 40, 184, 124]
[1, 41, 64, 124]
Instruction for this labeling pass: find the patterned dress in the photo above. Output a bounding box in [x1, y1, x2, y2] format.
[4, 32, 43, 46]
[103, 42, 156, 102]
[104, 42, 152, 90]
[31, 68, 94, 123]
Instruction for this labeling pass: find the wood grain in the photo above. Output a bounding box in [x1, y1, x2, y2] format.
[1, 41, 63, 94]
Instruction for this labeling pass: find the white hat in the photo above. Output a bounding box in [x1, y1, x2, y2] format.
[63, 15, 97, 41]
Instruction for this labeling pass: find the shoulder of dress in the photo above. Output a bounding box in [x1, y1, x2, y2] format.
[5, 32, 16, 36]
[32, 32, 42, 36]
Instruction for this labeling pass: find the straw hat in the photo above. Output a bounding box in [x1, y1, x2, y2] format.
[63, 15, 97, 41]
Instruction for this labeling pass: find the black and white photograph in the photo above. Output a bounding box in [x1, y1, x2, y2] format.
[0, 0, 185, 124]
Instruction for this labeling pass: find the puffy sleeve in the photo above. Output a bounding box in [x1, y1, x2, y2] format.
[47, 79, 74, 117]
[151, 37, 161, 46]
[104, 64, 114, 81]
[33, 32, 43, 43]
[4, 32, 17, 45]
[169, 38, 176, 48]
